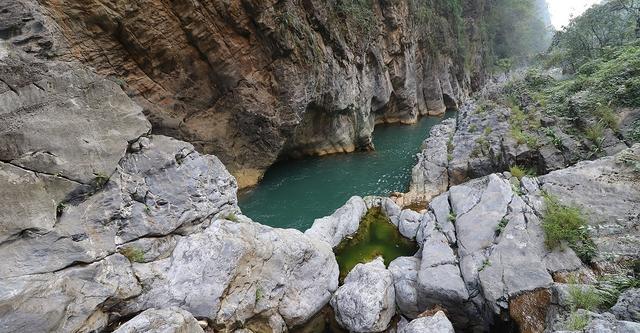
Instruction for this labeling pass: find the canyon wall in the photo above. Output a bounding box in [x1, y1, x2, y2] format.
[1, 0, 489, 187]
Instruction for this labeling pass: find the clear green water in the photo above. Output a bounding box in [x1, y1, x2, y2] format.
[238, 111, 455, 230]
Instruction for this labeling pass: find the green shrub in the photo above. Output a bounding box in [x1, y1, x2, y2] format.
[225, 213, 239, 222]
[629, 120, 640, 142]
[469, 124, 478, 133]
[509, 165, 534, 180]
[569, 284, 604, 311]
[120, 246, 145, 263]
[542, 194, 596, 262]
[585, 123, 605, 145]
[595, 105, 618, 130]
[565, 311, 590, 331]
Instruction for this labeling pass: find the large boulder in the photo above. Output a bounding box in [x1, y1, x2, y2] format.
[125, 219, 338, 331]
[330, 258, 395, 332]
[113, 307, 204, 333]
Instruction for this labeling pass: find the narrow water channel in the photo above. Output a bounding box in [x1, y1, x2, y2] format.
[238, 111, 455, 230]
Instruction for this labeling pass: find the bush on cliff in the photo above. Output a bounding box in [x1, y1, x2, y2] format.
[542, 194, 596, 263]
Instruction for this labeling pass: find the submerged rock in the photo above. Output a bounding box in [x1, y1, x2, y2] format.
[330, 258, 395, 332]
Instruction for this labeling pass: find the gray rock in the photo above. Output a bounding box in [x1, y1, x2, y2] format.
[397, 209, 422, 240]
[539, 144, 640, 263]
[331, 258, 395, 332]
[399, 311, 455, 333]
[127, 220, 338, 330]
[305, 196, 367, 247]
[113, 307, 204, 333]
[582, 311, 640, 333]
[611, 288, 640, 322]
[0, 135, 239, 278]
[0, 254, 141, 333]
[429, 193, 456, 243]
[406, 119, 456, 204]
[0, 45, 150, 184]
[389, 256, 421, 318]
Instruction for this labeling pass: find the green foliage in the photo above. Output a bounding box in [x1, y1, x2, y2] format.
[479, 259, 491, 272]
[94, 172, 109, 188]
[56, 202, 66, 216]
[568, 284, 605, 311]
[255, 286, 264, 302]
[542, 194, 596, 263]
[585, 123, 605, 145]
[565, 311, 590, 331]
[547, 1, 638, 72]
[484, 127, 493, 136]
[225, 212, 239, 222]
[487, 0, 552, 65]
[448, 212, 456, 224]
[496, 217, 509, 235]
[595, 105, 619, 130]
[469, 124, 478, 133]
[120, 246, 145, 263]
[509, 165, 533, 180]
[337, 0, 376, 43]
[543, 128, 563, 149]
[630, 120, 640, 142]
[596, 273, 640, 308]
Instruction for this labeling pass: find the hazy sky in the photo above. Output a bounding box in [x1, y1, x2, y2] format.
[548, 0, 602, 29]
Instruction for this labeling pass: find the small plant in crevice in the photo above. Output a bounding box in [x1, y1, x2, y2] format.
[543, 127, 563, 149]
[509, 165, 531, 180]
[448, 212, 456, 224]
[255, 286, 264, 303]
[469, 124, 478, 133]
[496, 217, 509, 236]
[119, 246, 145, 263]
[542, 194, 596, 263]
[93, 172, 109, 189]
[225, 212, 239, 222]
[56, 202, 66, 216]
[479, 259, 491, 272]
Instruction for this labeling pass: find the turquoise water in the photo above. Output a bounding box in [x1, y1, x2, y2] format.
[239, 112, 455, 230]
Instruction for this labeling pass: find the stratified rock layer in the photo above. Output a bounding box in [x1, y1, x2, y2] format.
[1, 0, 490, 187]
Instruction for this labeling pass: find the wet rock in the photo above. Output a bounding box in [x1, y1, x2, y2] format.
[305, 196, 367, 248]
[331, 258, 395, 332]
[611, 288, 640, 322]
[113, 307, 203, 333]
[399, 311, 455, 333]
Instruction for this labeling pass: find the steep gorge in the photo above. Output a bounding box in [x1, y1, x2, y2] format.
[1, 0, 489, 187]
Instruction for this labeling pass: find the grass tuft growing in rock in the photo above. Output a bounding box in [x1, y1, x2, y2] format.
[568, 284, 604, 311]
[565, 311, 590, 331]
[120, 246, 145, 263]
[542, 194, 596, 263]
[509, 165, 534, 180]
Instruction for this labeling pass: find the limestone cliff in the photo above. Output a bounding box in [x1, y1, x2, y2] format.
[1, 0, 489, 187]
